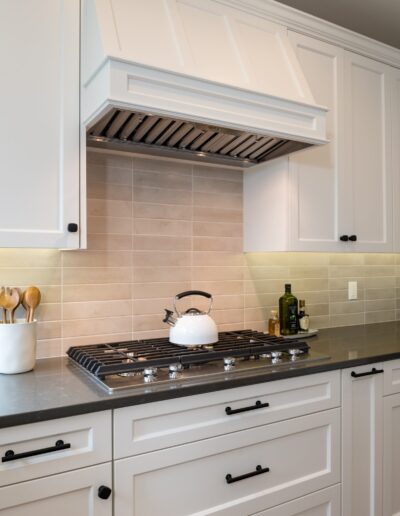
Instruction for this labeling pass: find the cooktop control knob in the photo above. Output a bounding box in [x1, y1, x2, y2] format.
[288, 348, 303, 361]
[224, 357, 236, 371]
[143, 367, 157, 383]
[169, 363, 183, 379]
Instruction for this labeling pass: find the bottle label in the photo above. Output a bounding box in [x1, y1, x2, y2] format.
[288, 306, 297, 331]
[299, 315, 310, 331]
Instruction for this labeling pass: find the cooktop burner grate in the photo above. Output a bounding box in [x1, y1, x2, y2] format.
[67, 330, 310, 378]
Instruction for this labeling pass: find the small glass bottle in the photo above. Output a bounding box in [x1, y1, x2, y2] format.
[268, 309, 280, 336]
[279, 284, 298, 335]
[298, 299, 310, 332]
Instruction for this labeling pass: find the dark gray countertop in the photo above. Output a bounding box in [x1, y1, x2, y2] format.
[2, 321, 400, 429]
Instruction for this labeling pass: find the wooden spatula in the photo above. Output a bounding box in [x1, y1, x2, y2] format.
[22, 287, 41, 323]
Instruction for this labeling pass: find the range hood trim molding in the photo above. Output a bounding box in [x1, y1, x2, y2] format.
[84, 58, 328, 147]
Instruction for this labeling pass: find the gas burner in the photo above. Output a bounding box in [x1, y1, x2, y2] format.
[67, 330, 329, 392]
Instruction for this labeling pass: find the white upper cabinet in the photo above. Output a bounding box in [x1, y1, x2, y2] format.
[392, 67, 400, 252]
[0, 0, 81, 248]
[344, 52, 393, 252]
[288, 33, 345, 252]
[244, 33, 395, 253]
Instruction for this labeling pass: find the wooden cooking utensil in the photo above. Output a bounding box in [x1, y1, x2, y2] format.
[22, 287, 41, 323]
[8, 288, 22, 324]
[0, 287, 6, 324]
[2, 287, 21, 324]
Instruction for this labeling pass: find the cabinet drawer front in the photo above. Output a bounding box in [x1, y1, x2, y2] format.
[114, 370, 340, 458]
[251, 484, 341, 516]
[0, 411, 111, 487]
[384, 359, 400, 395]
[114, 409, 340, 516]
[0, 462, 111, 515]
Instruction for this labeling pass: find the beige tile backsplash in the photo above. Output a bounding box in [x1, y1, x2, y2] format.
[1, 150, 400, 358]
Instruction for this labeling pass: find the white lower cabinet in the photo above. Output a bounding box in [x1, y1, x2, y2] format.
[0, 463, 112, 516]
[114, 409, 340, 516]
[251, 484, 341, 516]
[383, 393, 400, 516]
[342, 363, 384, 516]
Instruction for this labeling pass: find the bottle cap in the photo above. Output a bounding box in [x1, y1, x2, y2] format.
[270, 309, 277, 316]
[299, 299, 305, 307]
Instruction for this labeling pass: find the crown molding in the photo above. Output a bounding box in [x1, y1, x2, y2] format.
[216, 0, 400, 69]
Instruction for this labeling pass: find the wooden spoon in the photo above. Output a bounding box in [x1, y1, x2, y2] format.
[7, 288, 22, 324]
[22, 287, 41, 323]
[0, 287, 6, 324]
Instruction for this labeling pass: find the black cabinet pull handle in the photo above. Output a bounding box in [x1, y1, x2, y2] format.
[226, 464, 270, 484]
[225, 400, 269, 416]
[67, 223, 79, 233]
[1, 440, 71, 462]
[340, 235, 349, 242]
[98, 485, 112, 500]
[351, 367, 383, 378]
[349, 235, 357, 242]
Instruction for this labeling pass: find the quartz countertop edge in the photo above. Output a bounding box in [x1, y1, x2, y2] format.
[1, 321, 400, 429]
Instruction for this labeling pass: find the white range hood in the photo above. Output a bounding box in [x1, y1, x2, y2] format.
[82, 0, 328, 167]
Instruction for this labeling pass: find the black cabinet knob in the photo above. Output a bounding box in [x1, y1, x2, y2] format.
[67, 223, 78, 233]
[98, 485, 112, 500]
[340, 235, 349, 242]
[349, 235, 357, 242]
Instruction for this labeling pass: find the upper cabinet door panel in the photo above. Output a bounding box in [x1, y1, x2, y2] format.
[345, 52, 392, 251]
[392, 68, 400, 252]
[288, 33, 345, 251]
[0, 0, 80, 248]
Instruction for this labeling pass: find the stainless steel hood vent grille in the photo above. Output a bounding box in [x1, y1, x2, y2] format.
[87, 109, 311, 168]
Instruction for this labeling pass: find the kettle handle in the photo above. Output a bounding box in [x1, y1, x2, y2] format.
[174, 291, 213, 316]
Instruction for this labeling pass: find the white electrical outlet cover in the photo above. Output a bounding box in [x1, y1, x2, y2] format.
[348, 281, 358, 300]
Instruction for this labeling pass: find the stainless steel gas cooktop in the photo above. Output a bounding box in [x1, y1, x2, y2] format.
[67, 330, 329, 393]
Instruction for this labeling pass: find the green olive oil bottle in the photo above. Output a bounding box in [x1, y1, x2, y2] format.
[279, 284, 298, 335]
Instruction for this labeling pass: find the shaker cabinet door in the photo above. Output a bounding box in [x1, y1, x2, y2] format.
[0, 0, 81, 248]
[392, 67, 400, 252]
[288, 33, 346, 252]
[383, 392, 400, 516]
[342, 363, 384, 516]
[344, 52, 393, 252]
[0, 463, 112, 516]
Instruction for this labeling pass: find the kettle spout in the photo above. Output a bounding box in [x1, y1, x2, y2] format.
[163, 309, 176, 326]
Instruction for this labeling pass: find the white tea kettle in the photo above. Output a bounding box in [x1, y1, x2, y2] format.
[163, 291, 218, 346]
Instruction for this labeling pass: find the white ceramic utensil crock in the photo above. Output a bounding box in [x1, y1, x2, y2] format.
[0, 319, 37, 374]
[163, 291, 218, 346]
